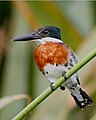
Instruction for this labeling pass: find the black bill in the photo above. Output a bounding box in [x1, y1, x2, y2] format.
[12, 33, 42, 41]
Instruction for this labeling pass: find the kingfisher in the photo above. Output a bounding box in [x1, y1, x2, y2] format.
[13, 26, 93, 109]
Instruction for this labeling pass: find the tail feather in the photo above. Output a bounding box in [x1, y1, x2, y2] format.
[71, 88, 93, 109]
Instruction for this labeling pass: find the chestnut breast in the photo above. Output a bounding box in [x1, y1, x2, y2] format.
[34, 42, 70, 71]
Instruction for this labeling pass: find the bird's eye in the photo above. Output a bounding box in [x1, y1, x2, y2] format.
[41, 30, 49, 34]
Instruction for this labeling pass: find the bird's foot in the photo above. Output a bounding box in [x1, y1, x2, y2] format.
[62, 71, 67, 80]
[50, 82, 55, 91]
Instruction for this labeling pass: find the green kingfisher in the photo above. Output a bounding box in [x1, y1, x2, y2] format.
[13, 26, 93, 109]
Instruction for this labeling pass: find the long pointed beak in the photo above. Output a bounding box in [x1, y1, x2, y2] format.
[12, 33, 42, 41]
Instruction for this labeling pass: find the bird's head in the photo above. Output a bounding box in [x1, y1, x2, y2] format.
[13, 26, 63, 44]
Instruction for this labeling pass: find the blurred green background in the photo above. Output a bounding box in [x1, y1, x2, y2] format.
[0, 1, 96, 120]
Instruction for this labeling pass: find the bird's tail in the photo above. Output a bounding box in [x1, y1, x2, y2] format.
[70, 87, 93, 109]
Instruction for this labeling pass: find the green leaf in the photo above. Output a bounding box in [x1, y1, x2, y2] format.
[0, 94, 32, 110]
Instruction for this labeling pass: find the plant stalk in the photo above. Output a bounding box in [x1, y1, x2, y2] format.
[12, 49, 96, 120]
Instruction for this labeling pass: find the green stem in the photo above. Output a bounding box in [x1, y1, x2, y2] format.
[12, 49, 96, 120]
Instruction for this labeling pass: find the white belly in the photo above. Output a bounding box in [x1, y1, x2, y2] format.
[43, 63, 68, 83]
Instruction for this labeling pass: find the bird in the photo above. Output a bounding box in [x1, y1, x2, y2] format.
[13, 26, 93, 109]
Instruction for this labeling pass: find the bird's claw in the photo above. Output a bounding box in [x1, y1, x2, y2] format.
[62, 71, 67, 80]
[50, 82, 55, 91]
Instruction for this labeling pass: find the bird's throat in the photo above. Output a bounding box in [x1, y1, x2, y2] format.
[35, 37, 63, 45]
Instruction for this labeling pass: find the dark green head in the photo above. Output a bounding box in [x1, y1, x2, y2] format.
[13, 26, 61, 41]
